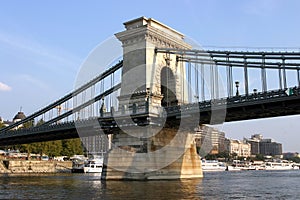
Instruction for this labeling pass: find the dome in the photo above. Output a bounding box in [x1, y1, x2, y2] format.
[13, 112, 26, 121]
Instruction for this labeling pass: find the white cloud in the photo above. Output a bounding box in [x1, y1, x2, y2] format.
[0, 82, 12, 91]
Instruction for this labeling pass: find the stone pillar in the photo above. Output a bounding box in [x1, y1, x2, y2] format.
[101, 17, 202, 180]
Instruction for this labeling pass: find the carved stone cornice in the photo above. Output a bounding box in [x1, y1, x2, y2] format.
[115, 24, 191, 50]
[145, 26, 191, 49]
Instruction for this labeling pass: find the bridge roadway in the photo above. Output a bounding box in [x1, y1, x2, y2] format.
[1, 87, 300, 146]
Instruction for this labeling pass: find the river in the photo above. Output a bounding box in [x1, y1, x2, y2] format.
[0, 170, 299, 199]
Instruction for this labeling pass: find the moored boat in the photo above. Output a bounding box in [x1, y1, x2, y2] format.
[250, 161, 266, 170]
[201, 160, 226, 171]
[226, 160, 256, 171]
[265, 161, 294, 170]
[83, 157, 103, 173]
[71, 158, 85, 173]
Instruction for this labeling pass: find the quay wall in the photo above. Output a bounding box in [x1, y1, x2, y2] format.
[0, 160, 72, 173]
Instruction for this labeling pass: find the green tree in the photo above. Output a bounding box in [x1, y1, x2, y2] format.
[30, 142, 45, 156]
[255, 154, 265, 161]
[61, 139, 83, 157]
[35, 119, 44, 126]
[288, 157, 300, 163]
[0, 121, 5, 129]
[205, 154, 217, 160]
[23, 120, 34, 129]
[18, 119, 45, 156]
[217, 151, 230, 159]
[44, 140, 63, 157]
[231, 152, 238, 158]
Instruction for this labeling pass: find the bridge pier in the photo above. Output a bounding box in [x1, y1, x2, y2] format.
[101, 17, 202, 180]
[101, 125, 202, 180]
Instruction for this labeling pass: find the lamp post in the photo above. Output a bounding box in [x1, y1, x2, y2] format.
[194, 95, 199, 102]
[235, 81, 240, 96]
[253, 88, 258, 99]
[100, 97, 106, 117]
[253, 89, 257, 95]
[145, 88, 150, 112]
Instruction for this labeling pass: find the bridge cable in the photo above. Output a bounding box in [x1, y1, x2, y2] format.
[298, 68, 300, 87]
[282, 57, 287, 89]
[210, 60, 215, 100]
[195, 59, 199, 102]
[261, 54, 267, 93]
[244, 56, 249, 96]
[188, 60, 192, 103]
[201, 63, 205, 101]
[215, 63, 219, 99]
[279, 63, 283, 90]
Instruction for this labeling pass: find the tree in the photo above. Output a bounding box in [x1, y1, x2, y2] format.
[218, 151, 230, 159]
[23, 120, 34, 129]
[205, 154, 217, 160]
[35, 119, 44, 126]
[30, 142, 45, 156]
[255, 154, 265, 161]
[288, 157, 300, 163]
[61, 139, 83, 157]
[230, 152, 238, 160]
[18, 119, 45, 157]
[44, 140, 63, 157]
[0, 121, 5, 129]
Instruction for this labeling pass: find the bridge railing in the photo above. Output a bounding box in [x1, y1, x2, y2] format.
[164, 86, 300, 114]
[1, 86, 299, 139]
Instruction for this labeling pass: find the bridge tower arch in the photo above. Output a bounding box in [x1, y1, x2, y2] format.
[160, 66, 177, 107]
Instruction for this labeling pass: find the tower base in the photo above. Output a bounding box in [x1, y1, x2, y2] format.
[101, 128, 203, 180]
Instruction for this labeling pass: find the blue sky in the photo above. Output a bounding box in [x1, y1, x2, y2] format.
[1, 0, 300, 151]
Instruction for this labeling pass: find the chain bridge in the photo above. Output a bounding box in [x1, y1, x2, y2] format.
[1, 17, 300, 179]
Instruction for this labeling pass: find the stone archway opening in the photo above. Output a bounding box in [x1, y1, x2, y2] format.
[161, 67, 178, 107]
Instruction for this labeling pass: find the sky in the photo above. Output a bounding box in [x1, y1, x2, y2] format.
[0, 0, 300, 152]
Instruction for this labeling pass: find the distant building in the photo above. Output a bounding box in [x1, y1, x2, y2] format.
[81, 135, 110, 156]
[13, 112, 26, 123]
[244, 134, 262, 155]
[0, 117, 13, 127]
[13, 112, 26, 129]
[259, 139, 282, 156]
[0, 112, 27, 129]
[225, 139, 251, 157]
[283, 152, 300, 159]
[194, 125, 225, 155]
[245, 134, 282, 156]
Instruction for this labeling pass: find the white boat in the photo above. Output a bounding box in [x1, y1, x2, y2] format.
[71, 158, 86, 173]
[83, 157, 103, 173]
[292, 164, 300, 170]
[201, 160, 226, 171]
[265, 161, 294, 170]
[226, 165, 243, 171]
[248, 161, 266, 170]
[71, 155, 89, 173]
[226, 160, 255, 171]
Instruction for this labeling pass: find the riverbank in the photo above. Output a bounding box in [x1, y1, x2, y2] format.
[0, 159, 72, 173]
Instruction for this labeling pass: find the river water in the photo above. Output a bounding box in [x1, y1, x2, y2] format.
[0, 170, 299, 199]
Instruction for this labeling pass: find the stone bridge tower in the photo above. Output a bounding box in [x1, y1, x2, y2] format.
[102, 17, 202, 180]
[116, 17, 190, 108]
